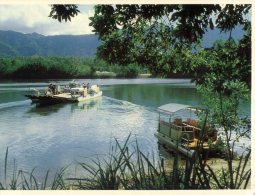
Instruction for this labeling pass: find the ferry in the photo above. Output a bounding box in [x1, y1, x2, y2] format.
[25, 81, 102, 105]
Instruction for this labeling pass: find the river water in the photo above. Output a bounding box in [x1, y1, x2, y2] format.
[0, 78, 251, 180]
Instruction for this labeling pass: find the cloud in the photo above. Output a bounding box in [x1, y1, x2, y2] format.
[0, 5, 94, 35]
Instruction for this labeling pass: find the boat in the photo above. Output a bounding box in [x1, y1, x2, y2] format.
[25, 82, 102, 105]
[155, 103, 218, 158]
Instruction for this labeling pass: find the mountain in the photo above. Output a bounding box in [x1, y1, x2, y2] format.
[0, 26, 245, 57]
[202, 25, 245, 48]
[0, 30, 101, 57]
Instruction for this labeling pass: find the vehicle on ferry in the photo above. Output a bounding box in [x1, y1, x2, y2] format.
[25, 81, 102, 105]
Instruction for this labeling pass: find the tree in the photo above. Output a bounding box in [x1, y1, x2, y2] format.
[194, 41, 251, 189]
[49, 4, 251, 80]
[87, 4, 251, 77]
[49, 5, 80, 22]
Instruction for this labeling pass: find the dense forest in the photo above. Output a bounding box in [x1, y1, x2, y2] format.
[0, 57, 145, 79]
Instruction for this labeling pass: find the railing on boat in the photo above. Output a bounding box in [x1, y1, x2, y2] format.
[158, 120, 202, 145]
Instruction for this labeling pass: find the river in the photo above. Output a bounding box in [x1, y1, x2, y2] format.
[0, 78, 251, 180]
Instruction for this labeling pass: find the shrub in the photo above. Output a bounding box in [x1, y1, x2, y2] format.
[111, 63, 141, 78]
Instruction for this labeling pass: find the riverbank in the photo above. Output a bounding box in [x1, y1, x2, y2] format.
[94, 71, 152, 78]
[0, 78, 195, 87]
[0, 57, 195, 80]
[163, 157, 251, 188]
[0, 57, 145, 79]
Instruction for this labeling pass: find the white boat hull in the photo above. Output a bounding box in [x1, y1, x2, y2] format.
[53, 91, 103, 102]
[155, 132, 195, 158]
[77, 91, 103, 102]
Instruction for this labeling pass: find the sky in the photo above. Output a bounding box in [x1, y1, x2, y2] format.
[0, 4, 252, 36]
[0, 4, 95, 35]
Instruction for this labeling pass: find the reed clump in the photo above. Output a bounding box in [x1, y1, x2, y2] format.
[0, 133, 251, 190]
[67, 134, 185, 190]
[67, 133, 251, 190]
[0, 147, 68, 190]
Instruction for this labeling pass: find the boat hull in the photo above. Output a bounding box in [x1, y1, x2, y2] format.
[25, 91, 103, 105]
[25, 94, 69, 105]
[155, 132, 195, 158]
[53, 91, 103, 102]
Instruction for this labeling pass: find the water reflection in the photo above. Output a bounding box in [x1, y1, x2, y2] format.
[157, 143, 187, 168]
[103, 84, 250, 117]
[103, 84, 201, 108]
[26, 96, 103, 116]
[27, 103, 67, 116]
[71, 97, 102, 112]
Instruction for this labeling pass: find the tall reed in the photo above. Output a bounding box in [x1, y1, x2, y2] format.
[0, 148, 67, 190]
[0, 133, 251, 190]
[67, 134, 197, 190]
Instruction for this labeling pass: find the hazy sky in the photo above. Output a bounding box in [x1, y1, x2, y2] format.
[0, 4, 95, 35]
[0, 4, 252, 36]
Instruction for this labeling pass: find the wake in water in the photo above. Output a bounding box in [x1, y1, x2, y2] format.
[0, 100, 31, 110]
[103, 96, 157, 113]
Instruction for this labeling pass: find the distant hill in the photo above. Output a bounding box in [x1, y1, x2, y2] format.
[0, 26, 245, 57]
[0, 30, 101, 57]
[202, 25, 245, 48]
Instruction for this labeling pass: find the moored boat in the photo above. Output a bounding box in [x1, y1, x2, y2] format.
[155, 103, 218, 158]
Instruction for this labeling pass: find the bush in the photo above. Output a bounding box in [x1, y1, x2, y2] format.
[110, 63, 141, 78]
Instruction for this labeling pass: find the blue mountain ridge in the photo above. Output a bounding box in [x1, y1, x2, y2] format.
[0, 26, 244, 57]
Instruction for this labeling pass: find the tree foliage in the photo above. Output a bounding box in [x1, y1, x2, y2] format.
[49, 5, 80, 22]
[0, 57, 93, 79]
[49, 4, 251, 82]
[0, 57, 143, 79]
[88, 4, 250, 75]
[216, 4, 251, 36]
[188, 39, 251, 89]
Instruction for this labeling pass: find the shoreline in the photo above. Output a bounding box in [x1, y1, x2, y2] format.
[0, 77, 195, 87]
[0, 74, 193, 81]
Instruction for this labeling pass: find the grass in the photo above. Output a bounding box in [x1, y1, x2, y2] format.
[67, 134, 180, 190]
[0, 147, 67, 190]
[0, 134, 251, 190]
[66, 133, 251, 190]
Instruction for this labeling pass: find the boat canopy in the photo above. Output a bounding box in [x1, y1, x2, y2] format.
[158, 103, 206, 114]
